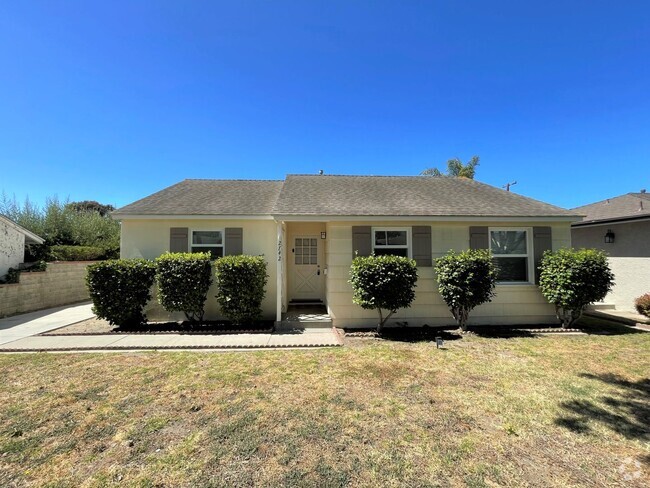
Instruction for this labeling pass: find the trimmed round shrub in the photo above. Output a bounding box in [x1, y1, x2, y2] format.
[634, 293, 650, 317]
[539, 248, 615, 328]
[86, 259, 156, 327]
[349, 254, 418, 334]
[434, 249, 497, 331]
[155, 252, 213, 322]
[215, 255, 268, 325]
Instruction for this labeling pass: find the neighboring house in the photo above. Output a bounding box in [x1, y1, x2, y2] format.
[113, 175, 580, 327]
[572, 191, 650, 312]
[0, 215, 45, 279]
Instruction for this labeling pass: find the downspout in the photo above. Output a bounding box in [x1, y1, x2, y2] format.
[275, 220, 283, 324]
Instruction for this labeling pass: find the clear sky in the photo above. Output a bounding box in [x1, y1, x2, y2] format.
[1, 1, 648, 210]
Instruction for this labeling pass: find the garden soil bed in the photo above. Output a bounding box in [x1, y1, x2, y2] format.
[42, 317, 274, 335]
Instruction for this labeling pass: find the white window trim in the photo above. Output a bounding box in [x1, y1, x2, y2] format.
[372, 227, 411, 258]
[190, 228, 225, 256]
[489, 227, 534, 284]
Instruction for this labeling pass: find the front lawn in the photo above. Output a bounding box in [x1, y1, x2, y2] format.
[1, 323, 648, 487]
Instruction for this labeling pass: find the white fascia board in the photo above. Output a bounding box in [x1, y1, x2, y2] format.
[112, 214, 275, 221]
[272, 214, 580, 223]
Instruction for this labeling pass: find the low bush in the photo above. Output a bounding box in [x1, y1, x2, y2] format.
[86, 259, 156, 327]
[634, 293, 650, 317]
[434, 250, 497, 331]
[156, 253, 213, 322]
[215, 255, 268, 325]
[539, 248, 615, 328]
[50, 245, 105, 261]
[349, 254, 418, 334]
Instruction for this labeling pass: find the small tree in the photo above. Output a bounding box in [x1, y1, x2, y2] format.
[539, 248, 615, 328]
[434, 250, 497, 331]
[348, 255, 418, 334]
[634, 293, 650, 317]
[214, 255, 269, 325]
[155, 252, 213, 323]
[86, 259, 156, 327]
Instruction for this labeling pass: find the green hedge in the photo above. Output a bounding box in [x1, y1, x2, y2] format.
[434, 250, 497, 331]
[215, 255, 268, 325]
[86, 259, 156, 327]
[349, 254, 418, 334]
[50, 245, 105, 261]
[155, 253, 213, 322]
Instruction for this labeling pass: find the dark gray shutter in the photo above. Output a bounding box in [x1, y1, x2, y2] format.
[170, 227, 188, 253]
[352, 226, 372, 258]
[533, 226, 552, 284]
[412, 226, 432, 267]
[469, 226, 489, 250]
[224, 227, 243, 256]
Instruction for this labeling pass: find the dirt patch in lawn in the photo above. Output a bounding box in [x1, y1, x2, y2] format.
[42, 317, 274, 335]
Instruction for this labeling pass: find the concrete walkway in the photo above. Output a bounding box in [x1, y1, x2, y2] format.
[584, 309, 650, 330]
[0, 303, 342, 352]
[0, 302, 94, 345]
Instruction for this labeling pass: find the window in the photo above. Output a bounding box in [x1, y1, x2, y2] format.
[373, 228, 410, 257]
[489, 228, 532, 282]
[295, 238, 318, 265]
[191, 230, 223, 259]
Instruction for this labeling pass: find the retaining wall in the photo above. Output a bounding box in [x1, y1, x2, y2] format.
[0, 261, 96, 318]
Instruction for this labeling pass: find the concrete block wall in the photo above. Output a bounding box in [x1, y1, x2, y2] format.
[0, 261, 96, 318]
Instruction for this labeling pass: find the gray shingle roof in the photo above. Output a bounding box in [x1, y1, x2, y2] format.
[113, 175, 579, 218]
[572, 192, 650, 224]
[272, 175, 578, 217]
[113, 179, 284, 216]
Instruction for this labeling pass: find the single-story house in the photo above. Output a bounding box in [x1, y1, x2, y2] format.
[112, 175, 581, 327]
[572, 191, 650, 312]
[0, 215, 45, 279]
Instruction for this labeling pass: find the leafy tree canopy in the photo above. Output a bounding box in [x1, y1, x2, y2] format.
[421, 156, 480, 179]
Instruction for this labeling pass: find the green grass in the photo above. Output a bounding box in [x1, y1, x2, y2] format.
[0, 323, 648, 487]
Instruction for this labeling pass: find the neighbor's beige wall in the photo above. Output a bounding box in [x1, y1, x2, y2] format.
[325, 221, 572, 328]
[120, 219, 278, 321]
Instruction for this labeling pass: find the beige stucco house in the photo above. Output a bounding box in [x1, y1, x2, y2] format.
[0, 215, 45, 280]
[113, 175, 580, 328]
[572, 191, 650, 312]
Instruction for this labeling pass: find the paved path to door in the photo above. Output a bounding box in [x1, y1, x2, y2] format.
[0, 303, 342, 352]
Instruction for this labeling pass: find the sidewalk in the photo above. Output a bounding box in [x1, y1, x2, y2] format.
[584, 309, 650, 330]
[0, 303, 342, 352]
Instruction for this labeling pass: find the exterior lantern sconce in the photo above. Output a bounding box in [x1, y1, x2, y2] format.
[604, 229, 615, 244]
[320, 232, 327, 239]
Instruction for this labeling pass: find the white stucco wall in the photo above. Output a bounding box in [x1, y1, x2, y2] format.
[602, 258, 650, 312]
[0, 219, 26, 279]
[120, 219, 278, 321]
[325, 220, 572, 328]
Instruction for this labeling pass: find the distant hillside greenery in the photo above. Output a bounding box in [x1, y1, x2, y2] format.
[0, 194, 120, 261]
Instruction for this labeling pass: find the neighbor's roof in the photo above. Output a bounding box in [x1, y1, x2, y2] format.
[572, 192, 650, 225]
[112, 179, 284, 216]
[113, 175, 580, 219]
[0, 214, 45, 244]
[272, 175, 578, 218]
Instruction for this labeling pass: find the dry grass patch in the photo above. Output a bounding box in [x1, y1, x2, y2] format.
[0, 325, 648, 487]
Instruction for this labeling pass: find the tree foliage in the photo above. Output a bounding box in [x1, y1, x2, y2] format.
[86, 259, 156, 327]
[66, 200, 115, 216]
[634, 293, 650, 318]
[421, 156, 480, 179]
[349, 254, 418, 334]
[214, 255, 269, 325]
[155, 252, 213, 323]
[434, 249, 497, 331]
[539, 248, 615, 328]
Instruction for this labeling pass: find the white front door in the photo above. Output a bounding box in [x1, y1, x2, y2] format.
[290, 236, 324, 301]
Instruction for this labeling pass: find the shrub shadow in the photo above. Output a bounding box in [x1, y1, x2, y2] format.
[555, 373, 650, 442]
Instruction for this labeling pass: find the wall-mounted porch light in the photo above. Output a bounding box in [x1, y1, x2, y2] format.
[320, 232, 327, 239]
[604, 229, 615, 244]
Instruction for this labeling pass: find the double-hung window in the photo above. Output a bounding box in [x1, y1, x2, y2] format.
[191, 230, 223, 259]
[372, 228, 410, 257]
[489, 228, 532, 283]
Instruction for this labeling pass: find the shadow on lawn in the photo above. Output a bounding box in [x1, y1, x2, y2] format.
[555, 373, 650, 443]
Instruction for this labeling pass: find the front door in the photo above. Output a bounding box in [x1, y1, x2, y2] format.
[290, 236, 324, 301]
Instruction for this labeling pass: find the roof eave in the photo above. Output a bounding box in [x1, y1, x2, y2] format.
[272, 214, 581, 223]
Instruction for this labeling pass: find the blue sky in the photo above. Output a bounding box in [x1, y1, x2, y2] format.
[1, 1, 648, 210]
